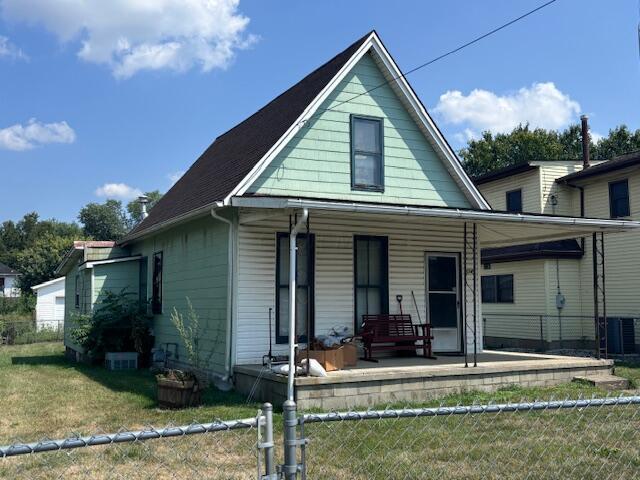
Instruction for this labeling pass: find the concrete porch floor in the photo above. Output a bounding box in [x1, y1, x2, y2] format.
[234, 351, 614, 409]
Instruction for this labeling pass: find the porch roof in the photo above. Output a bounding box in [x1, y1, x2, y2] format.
[231, 196, 640, 247]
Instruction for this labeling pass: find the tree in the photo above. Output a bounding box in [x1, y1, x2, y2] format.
[459, 123, 640, 177]
[126, 190, 163, 225]
[15, 234, 76, 292]
[0, 213, 82, 271]
[595, 126, 640, 160]
[78, 200, 129, 241]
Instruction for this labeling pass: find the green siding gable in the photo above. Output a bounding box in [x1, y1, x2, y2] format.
[247, 52, 471, 208]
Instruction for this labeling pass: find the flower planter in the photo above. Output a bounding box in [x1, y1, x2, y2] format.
[156, 375, 201, 408]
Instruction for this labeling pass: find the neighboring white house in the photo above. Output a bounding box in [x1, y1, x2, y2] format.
[32, 277, 66, 331]
[0, 262, 20, 297]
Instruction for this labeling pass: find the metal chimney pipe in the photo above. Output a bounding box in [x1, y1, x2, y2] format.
[138, 195, 149, 219]
[581, 115, 590, 169]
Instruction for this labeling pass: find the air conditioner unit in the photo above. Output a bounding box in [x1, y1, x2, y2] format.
[105, 352, 138, 370]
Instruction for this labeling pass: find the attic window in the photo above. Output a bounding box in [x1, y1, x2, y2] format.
[609, 179, 630, 218]
[506, 189, 522, 213]
[351, 115, 384, 191]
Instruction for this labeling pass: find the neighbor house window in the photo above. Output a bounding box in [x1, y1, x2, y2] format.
[351, 115, 384, 190]
[276, 233, 314, 344]
[609, 179, 630, 218]
[354, 236, 389, 333]
[0, 277, 4, 293]
[481, 274, 514, 303]
[506, 189, 522, 213]
[152, 252, 163, 314]
[74, 274, 80, 308]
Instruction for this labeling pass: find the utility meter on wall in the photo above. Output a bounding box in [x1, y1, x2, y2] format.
[556, 293, 566, 310]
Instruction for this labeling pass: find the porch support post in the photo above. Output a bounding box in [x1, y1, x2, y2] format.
[463, 222, 478, 368]
[287, 209, 309, 402]
[472, 222, 478, 367]
[463, 223, 469, 368]
[592, 232, 607, 359]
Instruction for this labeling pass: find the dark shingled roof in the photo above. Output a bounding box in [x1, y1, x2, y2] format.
[557, 151, 640, 184]
[473, 162, 538, 186]
[481, 239, 583, 264]
[126, 31, 373, 240]
[0, 262, 19, 275]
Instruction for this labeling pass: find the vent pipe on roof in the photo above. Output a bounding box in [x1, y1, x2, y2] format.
[581, 115, 591, 169]
[138, 195, 149, 219]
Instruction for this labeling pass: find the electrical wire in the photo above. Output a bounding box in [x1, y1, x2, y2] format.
[305, 0, 560, 123]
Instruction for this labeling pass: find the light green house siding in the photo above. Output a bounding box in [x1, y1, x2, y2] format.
[92, 261, 140, 305]
[248, 53, 471, 208]
[63, 264, 92, 352]
[129, 215, 230, 375]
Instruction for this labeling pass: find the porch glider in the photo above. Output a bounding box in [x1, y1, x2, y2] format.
[361, 314, 434, 362]
[232, 196, 640, 246]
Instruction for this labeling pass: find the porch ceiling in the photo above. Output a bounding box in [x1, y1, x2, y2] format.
[232, 196, 640, 247]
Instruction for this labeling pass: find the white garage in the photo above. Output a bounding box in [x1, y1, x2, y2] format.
[32, 277, 66, 331]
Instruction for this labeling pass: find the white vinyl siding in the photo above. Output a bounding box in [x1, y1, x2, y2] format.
[34, 279, 66, 331]
[478, 170, 541, 213]
[235, 209, 481, 365]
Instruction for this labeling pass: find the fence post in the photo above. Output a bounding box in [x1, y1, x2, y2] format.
[258, 402, 276, 479]
[282, 400, 299, 479]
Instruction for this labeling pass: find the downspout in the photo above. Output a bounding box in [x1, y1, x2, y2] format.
[211, 203, 234, 384]
[287, 208, 309, 402]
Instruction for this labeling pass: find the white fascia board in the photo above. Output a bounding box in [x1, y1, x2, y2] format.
[84, 256, 142, 269]
[31, 277, 65, 291]
[224, 33, 377, 204]
[226, 31, 490, 210]
[230, 196, 640, 232]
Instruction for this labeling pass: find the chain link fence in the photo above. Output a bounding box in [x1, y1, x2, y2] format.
[300, 396, 640, 480]
[1, 411, 268, 479]
[483, 314, 640, 357]
[3, 396, 640, 479]
[0, 317, 64, 345]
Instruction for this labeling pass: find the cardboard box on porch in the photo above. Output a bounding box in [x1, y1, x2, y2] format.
[297, 347, 344, 372]
[341, 343, 358, 367]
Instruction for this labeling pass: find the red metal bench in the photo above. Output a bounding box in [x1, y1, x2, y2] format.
[360, 314, 434, 362]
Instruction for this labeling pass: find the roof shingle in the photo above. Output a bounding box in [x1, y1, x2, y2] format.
[126, 31, 373, 240]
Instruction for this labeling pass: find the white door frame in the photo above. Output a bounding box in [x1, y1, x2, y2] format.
[425, 251, 462, 353]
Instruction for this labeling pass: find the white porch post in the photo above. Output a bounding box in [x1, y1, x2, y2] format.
[287, 209, 309, 401]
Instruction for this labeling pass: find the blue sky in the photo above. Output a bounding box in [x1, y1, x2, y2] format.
[0, 0, 638, 222]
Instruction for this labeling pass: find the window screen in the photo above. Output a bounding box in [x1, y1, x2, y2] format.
[351, 116, 384, 190]
[506, 189, 522, 213]
[152, 252, 163, 314]
[609, 180, 630, 218]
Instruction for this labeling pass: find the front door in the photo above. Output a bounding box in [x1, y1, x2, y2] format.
[425, 253, 461, 352]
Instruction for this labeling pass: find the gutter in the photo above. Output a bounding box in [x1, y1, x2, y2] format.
[231, 197, 640, 230]
[210, 203, 235, 384]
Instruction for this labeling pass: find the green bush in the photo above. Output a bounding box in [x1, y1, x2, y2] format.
[0, 294, 35, 315]
[70, 290, 153, 362]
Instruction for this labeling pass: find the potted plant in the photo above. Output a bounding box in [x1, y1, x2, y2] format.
[156, 299, 214, 408]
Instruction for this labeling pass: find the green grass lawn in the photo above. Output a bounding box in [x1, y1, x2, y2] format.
[1, 342, 639, 479]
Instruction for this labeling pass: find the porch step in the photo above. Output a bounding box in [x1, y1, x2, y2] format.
[573, 374, 629, 391]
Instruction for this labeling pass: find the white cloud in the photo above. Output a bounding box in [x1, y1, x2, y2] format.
[95, 183, 143, 201]
[433, 82, 581, 139]
[0, 35, 28, 60]
[0, 118, 75, 151]
[167, 170, 185, 185]
[1, 0, 257, 79]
